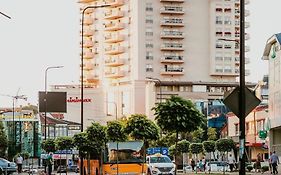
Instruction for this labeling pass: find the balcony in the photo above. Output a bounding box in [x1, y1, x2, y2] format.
[78, 0, 95, 3]
[80, 29, 93, 36]
[160, 0, 184, 2]
[105, 57, 125, 67]
[104, 10, 124, 20]
[160, 6, 184, 14]
[105, 46, 125, 55]
[105, 22, 124, 31]
[86, 74, 99, 83]
[161, 67, 184, 75]
[105, 33, 125, 43]
[105, 70, 125, 78]
[161, 43, 184, 51]
[81, 17, 94, 25]
[161, 18, 184, 27]
[160, 31, 184, 39]
[81, 63, 94, 70]
[106, 0, 124, 7]
[81, 50, 94, 59]
[160, 55, 184, 63]
[80, 8, 94, 14]
[80, 39, 94, 48]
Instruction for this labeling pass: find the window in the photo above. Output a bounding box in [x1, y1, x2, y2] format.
[215, 65, 223, 73]
[146, 64, 153, 72]
[146, 3, 153, 11]
[145, 43, 153, 48]
[224, 16, 232, 25]
[235, 123, 239, 136]
[145, 15, 153, 24]
[146, 51, 153, 60]
[216, 16, 223, 24]
[224, 65, 232, 73]
[145, 28, 153, 36]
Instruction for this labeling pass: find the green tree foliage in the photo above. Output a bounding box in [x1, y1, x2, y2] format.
[124, 114, 159, 143]
[191, 128, 204, 143]
[153, 96, 205, 133]
[41, 138, 56, 153]
[190, 143, 204, 155]
[169, 144, 176, 156]
[21, 105, 38, 114]
[150, 132, 177, 148]
[86, 122, 107, 157]
[73, 132, 90, 157]
[106, 120, 127, 142]
[55, 136, 74, 151]
[203, 140, 216, 153]
[177, 139, 190, 153]
[216, 138, 235, 153]
[0, 120, 8, 157]
[207, 128, 217, 141]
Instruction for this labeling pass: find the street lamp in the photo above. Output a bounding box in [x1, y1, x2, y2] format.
[44, 66, 63, 140]
[80, 5, 110, 175]
[219, 0, 246, 174]
[146, 77, 162, 103]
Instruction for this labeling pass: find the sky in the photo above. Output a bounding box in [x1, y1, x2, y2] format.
[0, 0, 279, 107]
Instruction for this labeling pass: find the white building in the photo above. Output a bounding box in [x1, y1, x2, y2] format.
[262, 33, 281, 155]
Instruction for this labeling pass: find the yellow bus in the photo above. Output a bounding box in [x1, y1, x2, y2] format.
[84, 141, 147, 175]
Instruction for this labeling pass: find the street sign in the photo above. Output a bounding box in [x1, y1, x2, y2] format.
[259, 130, 267, 139]
[223, 86, 261, 117]
[147, 147, 169, 155]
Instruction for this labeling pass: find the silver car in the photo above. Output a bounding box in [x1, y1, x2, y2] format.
[0, 158, 17, 175]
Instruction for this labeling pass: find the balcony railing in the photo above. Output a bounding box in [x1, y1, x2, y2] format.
[105, 22, 124, 31]
[105, 33, 124, 43]
[80, 29, 94, 36]
[86, 74, 99, 83]
[82, 17, 94, 25]
[81, 50, 94, 59]
[105, 46, 125, 55]
[160, 6, 184, 14]
[105, 70, 125, 78]
[161, 67, 184, 75]
[104, 10, 124, 20]
[161, 18, 184, 26]
[106, 0, 124, 7]
[105, 57, 125, 67]
[160, 31, 184, 39]
[161, 43, 184, 51]
[160, 55, 184, 63]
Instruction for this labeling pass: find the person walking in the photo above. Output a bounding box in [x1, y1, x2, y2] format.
[16, 154, 23, 173]
[46, 152, 53, 175]
[270, 151, 280, 175]
[269, 152, 273, 174]
[228, 154, 236, 172]
[191, 158, 196, 171]
[255, 153, 262, 173]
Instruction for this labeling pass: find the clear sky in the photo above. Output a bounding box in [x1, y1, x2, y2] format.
[0, 0, 278, 107]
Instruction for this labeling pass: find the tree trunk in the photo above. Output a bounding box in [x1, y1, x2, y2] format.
[116, 142, 119, 175]
[87, 152, 90, 175]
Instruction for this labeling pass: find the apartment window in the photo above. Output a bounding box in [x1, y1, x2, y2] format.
[224, 65, 232, 73]
[145, 43, 153, 48]
[215, 56, 223, 61]
[246, 122, 249, 134]
[224, 44, 232, 49]
[146, 64, 153, 72]
[235, 123, 239, 136]
[145, 28, 153, 36]
[215, 65, 223, 73]
[146, 3, 153, 11]
[146, 51, 153, 60]
[216, 16, 223, 24]
[224, 56, 232, 62]
[145, 15, 153, 24]
[224, 16, 232, 25]
[216, 42, 223, 49]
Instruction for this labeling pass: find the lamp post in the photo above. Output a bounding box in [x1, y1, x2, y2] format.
[219, 0, 245, 174]
[146, 77, 162, 103]
[44, 66, 63, 140]
[80, 5, 110, 175]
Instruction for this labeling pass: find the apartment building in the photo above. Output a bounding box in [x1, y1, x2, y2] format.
[76, 0, 251, 124]
[262, 33, 281, 155]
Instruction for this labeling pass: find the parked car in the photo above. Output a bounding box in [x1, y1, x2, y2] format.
[0, 158, 17, 174]
[146, 154, 176, 175]
[68, 165, 79, 173]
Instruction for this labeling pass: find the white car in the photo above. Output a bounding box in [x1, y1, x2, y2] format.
[146, 154, 176, 175]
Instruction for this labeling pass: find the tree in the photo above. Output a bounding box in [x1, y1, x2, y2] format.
[153, 96, 204, 173]
[150, 132, 177, 148]
[177, 140, 190, 168]
[203, 140, 216, 161]
[207, 128, 217, 141]
[190, 143, 204, 173]
[106, 120, 127, 142]
[216, 138, 236, 174]
[41, 138, 56, 153]
[124, 114, 159, 145]
[191, 128, 204, 143]
[73, 132, 90, 157]
[0, 120, 8, 157]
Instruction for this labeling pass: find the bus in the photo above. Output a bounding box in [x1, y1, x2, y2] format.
[84, 141, 147, 175]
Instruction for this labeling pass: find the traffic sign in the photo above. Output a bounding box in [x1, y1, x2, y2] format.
[223, 86, 261, 117]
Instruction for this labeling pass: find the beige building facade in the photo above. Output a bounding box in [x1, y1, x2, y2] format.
[75, 0, 251, 125]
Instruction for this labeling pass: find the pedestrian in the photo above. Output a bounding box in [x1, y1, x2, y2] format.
[228, 154, 235, 172]
[202, 157, 206, 172]
[269, 152, 273, 174]
[16, 154, 23, 173]
[270, 151, 280, 175]
[46, 152, 53, 175]
[191, 158, 196, 171]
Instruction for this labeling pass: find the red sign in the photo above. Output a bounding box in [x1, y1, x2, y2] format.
[67, 97, 92, 103]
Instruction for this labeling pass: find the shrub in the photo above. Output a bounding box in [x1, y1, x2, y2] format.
[261, 166, 269, 172]
[246, 165, 253, 172]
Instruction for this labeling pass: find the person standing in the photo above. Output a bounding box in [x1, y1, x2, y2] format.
[228, 154, 235, 172]
[269, 152, 273, 174]
[255, 153, 262, 173]
[46, 152, 53, 175]
[270, 151, 280, 175]
[16, 154, 23, 173]
[191, 158, 196, 171]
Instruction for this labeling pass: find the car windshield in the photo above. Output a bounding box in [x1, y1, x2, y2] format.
[0, 158, 9, 163]
[150, 157, 172, 163]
